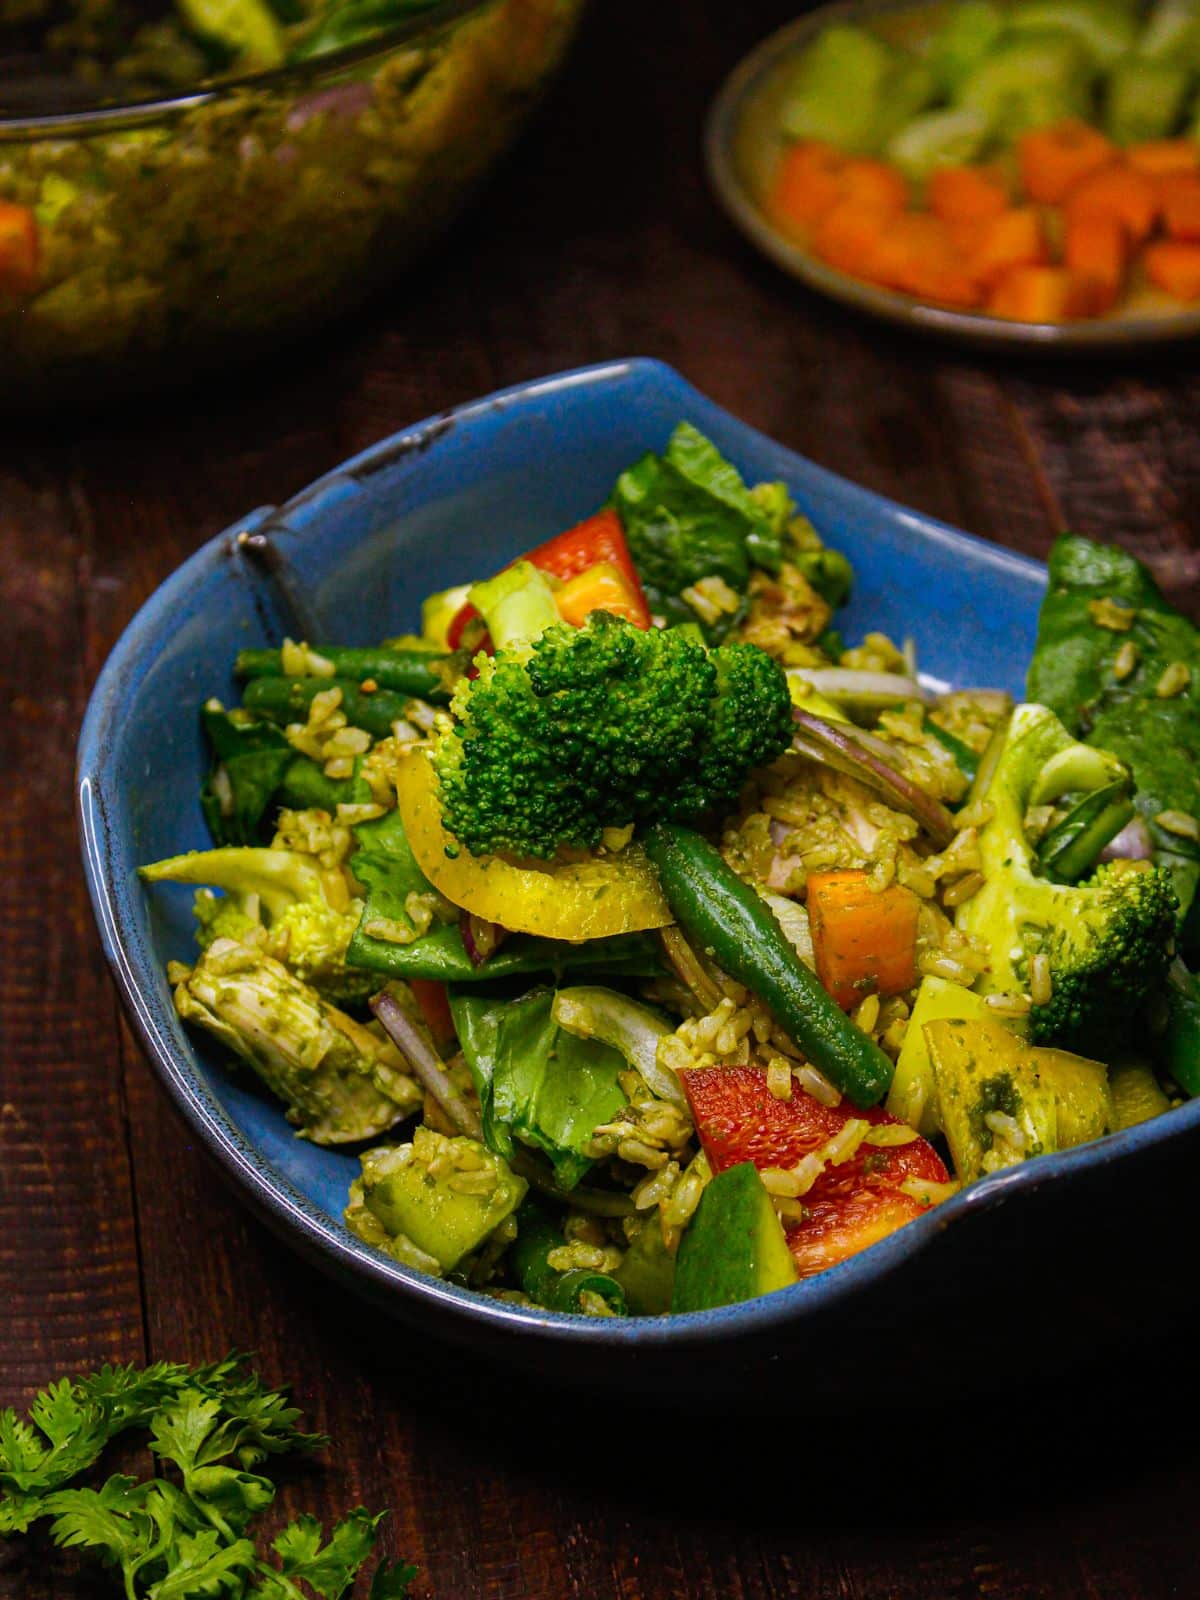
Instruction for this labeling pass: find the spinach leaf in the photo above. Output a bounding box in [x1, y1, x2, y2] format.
[1027, 534, 1200, 918]
[199, 706, 293, 846]
[449, 988, 628, 1188]
[612, 423, 786, 640]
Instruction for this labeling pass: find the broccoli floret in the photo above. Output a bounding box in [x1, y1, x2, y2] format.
[141, 846, 373, 1005]
[956, 703, 1178, 1050]
[431, 612, 794, 859]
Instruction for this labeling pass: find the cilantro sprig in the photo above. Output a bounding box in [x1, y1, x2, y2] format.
[0, 1356, 416, 1598]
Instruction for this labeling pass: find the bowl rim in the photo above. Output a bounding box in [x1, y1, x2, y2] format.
[703, 0, 1200, 354]
[0, 0, 491, 140]
[77, 356, 1200, 1349]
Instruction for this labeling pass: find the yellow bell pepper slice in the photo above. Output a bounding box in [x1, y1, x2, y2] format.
[394, 749, 672, 941]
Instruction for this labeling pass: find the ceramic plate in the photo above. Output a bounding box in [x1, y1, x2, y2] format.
[78, 359, 1200, 1399]
[705, 0, 1200, 352]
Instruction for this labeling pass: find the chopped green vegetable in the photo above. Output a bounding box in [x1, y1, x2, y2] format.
[349, 1128, 527, 1273]
[955, 33, 1095, 139]
[1027, 533, 1200, 921]
[671, 1162, 798, 1312]
[431, 611, 793, 860]
[449, 986, 629, 1188]
[141, 844, 372, 1003]
[955, 703, 1178, 1050]
[611, 423, 788, 638]
[0, 1355, 414, 1596]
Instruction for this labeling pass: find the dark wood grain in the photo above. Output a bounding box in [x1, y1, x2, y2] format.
[3, 0, 1200, 1595]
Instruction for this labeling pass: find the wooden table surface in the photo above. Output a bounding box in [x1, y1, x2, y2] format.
[4, 1, 1200, 1594]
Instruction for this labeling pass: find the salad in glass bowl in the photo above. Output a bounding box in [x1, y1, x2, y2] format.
[139, 420, 1200, 1318]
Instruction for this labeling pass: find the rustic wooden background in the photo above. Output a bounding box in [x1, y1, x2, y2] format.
[3, 0, 1200, 1594]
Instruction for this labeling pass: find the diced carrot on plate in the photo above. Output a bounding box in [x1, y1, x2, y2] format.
[1144, 239, 1200, 301]
[0, 202, 37, 296]
[927, 164, 1009, 223]
[1064, 163, 1159, 245]
[988, 265, 1095, 322]
[886, 213, 984, 306]
[970, 207, 1049, 289]
[1018, 119, 1115, 204]
[811, 197, 903, 283]
[1159, 174, 1200, 241]
[1063, 212, 1128, 314]
[1126, 139, 1200, 178]
[768, 141, 849, 232]
[839, 157, 910, 214]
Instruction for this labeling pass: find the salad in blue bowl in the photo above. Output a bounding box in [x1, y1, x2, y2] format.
[124, 373, 1200, 1325]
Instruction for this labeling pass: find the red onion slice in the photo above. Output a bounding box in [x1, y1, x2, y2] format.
[371, 989, 483, 1141]
[788, 668, 932, 714]
[792, 708, 957, 848]
[1099, 815, 1154, 862]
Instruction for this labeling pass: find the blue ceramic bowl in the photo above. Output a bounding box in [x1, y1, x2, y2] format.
[78, 359, 1200, 1398]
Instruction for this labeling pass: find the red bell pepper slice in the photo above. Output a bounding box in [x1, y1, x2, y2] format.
[0, 203, 38, 297]
[681, 1065, 949, 1279]
[446, 508, 651, 649]
[408, 978, 456, 1051]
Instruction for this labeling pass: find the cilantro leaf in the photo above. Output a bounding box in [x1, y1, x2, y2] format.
[271, 1507, 385, 1598]
[370, 1559, 419, 1598]
[0, 1357, 416, 1600]
[147, 1530, 258, 1598]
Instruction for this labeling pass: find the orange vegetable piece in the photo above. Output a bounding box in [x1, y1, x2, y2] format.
[1160, 174, 1200, 241]
[806, 870, 920, 1011]
[0, 202, 37, 296]
[888, 215, 984, 305]
[987, 266, 1095, 322]
[927, 164, 1009, 224]
[1144, 239, 1200, 301]
[1065, 164, 1160, 245]
[768, 141, 850, 233]
[1063, 212, 1128, 314]
[839, 158, 910, 214]
[1017, 120, 1116, 205]
[811, 197, 901, 284]
[970, 207, 1050, 289]
[553, 561, 647, 629]
[1127, 139, 1200, 178]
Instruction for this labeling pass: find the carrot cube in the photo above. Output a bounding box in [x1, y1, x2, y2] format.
[0, 202, 37, 296]
[811, 197, 903, 284]
[970, 208, 1050, 289]
[1063, 212, 1128, 314]
[1144, 239, 1200, 301]
[768, 141, 850, 234]
[807, 870, 920, 1011]
[988, 266, 1095, 322]
[887, 214, 984, 306]
[1065, 164, 1160, 245]
[1127, 139, 1200, 178]
[1160, 174, 1200, 241]
[839, 158, 910, 214]
[1018, 120, 1116, 204]
[927, 164, 1010, 223]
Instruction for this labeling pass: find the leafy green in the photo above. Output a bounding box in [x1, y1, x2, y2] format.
[611, 423, 788, 639]
[1027, 534, 1200, 919]
[346, 810, 662, 983]
[199, 706, 294, 847]
[450, 987, 629, 1188]
[0, 1356, 412, 1599]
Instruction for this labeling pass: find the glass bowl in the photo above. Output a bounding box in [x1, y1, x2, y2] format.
[0, 0, 585, 403]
